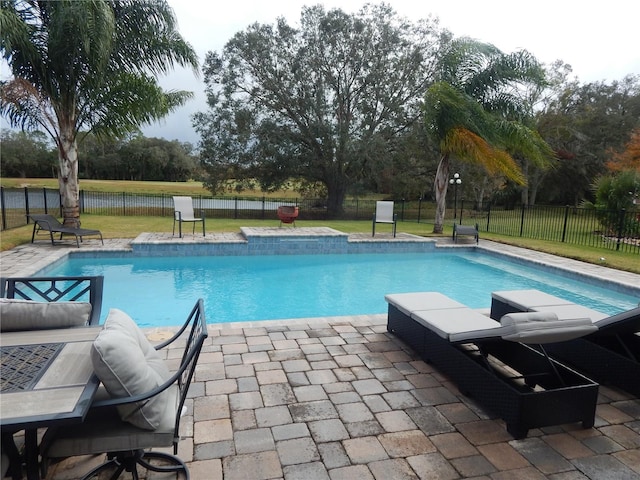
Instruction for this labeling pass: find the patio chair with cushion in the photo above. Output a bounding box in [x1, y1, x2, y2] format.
[28, 214, 103, 248]
[40, 299, 207, 480]
[0, 276, 104, 330]
[491, 289, 640, 396]
[172, 196, 205, 237]
[385, 291, 600, 439]
[372, 201, 397, 237]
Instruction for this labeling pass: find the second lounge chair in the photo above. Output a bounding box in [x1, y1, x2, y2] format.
[491, 289, 640, 397]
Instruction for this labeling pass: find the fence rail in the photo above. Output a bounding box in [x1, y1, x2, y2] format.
[1, 187, 638, 254]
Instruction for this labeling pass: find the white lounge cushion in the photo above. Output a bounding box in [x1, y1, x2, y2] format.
[410, 307, 597, 345]
[0, 298, 91, 332]
[91, 309, 173, 430]
[410, 307, 502, 342]
[491, 290, 574, 309]
[385, 292, 466, 317]
[499, 312, 598, 343]
[533, 304, 608, 323]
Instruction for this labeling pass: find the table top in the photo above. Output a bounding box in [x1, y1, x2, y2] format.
[0, 326, 101, 431]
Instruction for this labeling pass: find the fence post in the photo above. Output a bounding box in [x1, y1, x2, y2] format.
[43, 187, 48, 213]
[519, 204, 526, 237]
[486, 204, 491, 231]
[561, 205, 569, 243]
[615, 208, 626, 251]
[1, 187, 6, 230]
[417, 198, 422, 223]
[459, 199, 463, 225]
[24, 187, 30, 218]
[261, 196, 266, 219]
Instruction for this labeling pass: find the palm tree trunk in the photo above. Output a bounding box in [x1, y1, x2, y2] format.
[57, 128, 81, 228]
[432, 154, 450, 234]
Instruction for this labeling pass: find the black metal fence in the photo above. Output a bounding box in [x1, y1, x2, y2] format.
[1, 187, 638, 254]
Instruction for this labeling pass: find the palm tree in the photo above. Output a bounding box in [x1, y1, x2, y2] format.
[423, 39, 555, 234]
[0, 0, 199, 227]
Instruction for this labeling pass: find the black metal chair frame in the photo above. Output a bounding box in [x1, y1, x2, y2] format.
[1, 276, 104, 326]
[41, 299, 208, 480]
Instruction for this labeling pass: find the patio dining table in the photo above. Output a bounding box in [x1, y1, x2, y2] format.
[1, 326, 101, 480]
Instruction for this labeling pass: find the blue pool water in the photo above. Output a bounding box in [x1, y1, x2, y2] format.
[39, 251, 638, 327]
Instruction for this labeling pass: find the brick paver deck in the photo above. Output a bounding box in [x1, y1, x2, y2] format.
[1, 231, 638, 479]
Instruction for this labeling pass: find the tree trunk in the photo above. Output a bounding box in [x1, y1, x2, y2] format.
[325, 177, 348, 219]
[474, 175, 488, 211]
[432, 154, 450, 234]
[57, 127, 81, 228]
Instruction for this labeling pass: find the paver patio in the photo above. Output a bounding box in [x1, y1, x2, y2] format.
[1, 234, 638, 479]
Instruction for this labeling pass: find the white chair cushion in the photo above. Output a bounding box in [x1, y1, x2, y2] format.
[91, 309, 172, 430]
[0, 298, 91, 332]
[499, 311, 598, 343]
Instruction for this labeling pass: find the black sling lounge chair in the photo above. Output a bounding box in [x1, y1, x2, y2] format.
[491, 289, 640, 397]
[28, 214, 103, 248]
[385, 292, 599, 439]
[453, 223, 479, 244]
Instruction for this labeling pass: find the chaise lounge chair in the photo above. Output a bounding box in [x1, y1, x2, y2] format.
[453, 223, 479, 244]
[385, 291, 600, 439]
[28, 214, 103, 248]
[491, 289, 640, 397]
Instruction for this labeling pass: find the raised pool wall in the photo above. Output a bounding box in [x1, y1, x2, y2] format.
[128, 228, 440, 256]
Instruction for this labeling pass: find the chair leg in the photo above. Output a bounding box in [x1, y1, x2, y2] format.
[79, 450, 189, 480]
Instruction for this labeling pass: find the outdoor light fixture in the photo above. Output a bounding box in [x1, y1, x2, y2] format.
[449, 173, 462, 220]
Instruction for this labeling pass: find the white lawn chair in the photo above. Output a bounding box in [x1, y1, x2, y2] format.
[172, 196, 205, 237]
[372, 201, 397, 237]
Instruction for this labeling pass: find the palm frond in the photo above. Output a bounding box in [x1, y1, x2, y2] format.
[442, 127, 526, 184]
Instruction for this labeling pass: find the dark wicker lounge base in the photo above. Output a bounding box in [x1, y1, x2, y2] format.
[491, 298, 640, 398]
[387, 305, 599, 439]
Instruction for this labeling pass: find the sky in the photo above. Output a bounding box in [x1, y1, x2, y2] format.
[142, 0, 639, 145]
[3, 0, 638, 145]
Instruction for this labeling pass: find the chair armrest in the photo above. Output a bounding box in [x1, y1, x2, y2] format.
[152, 301, 203, 350]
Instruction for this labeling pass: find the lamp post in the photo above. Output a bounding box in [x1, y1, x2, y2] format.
[449, 173, 461, 220]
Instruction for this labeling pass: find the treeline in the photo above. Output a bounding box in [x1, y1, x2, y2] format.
[2, 76, 639, 208]
[0, 131, 200, 182]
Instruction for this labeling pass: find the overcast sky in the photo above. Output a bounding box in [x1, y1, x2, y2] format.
[144, 0, 639, 145]
[8, 1, 639, 146]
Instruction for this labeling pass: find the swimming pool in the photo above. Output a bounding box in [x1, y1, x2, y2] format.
[38, 251, 638, 327]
